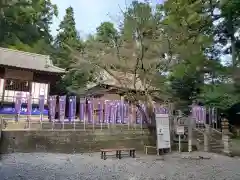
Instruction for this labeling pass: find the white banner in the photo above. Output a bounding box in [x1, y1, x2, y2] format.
[156, 114, 171, 149]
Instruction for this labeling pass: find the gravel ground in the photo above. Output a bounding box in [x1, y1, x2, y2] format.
[0, 152, 240, 180]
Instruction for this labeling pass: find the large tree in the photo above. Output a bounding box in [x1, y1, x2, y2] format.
[54, 6, 81, 68]
[53, 6, 89, 94]
[69, 1, 173, 145]
[0, 0, 57, 53]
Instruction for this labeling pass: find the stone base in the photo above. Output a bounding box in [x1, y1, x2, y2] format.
[0, 129, 151, 154]
[222, 150, 234, 157]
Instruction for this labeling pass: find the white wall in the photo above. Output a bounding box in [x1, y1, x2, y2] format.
[31, 82, 48, 104]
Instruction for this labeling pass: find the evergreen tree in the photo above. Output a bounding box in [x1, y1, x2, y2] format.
[55, 6, 82, 68]
[54, 6, 88, 94]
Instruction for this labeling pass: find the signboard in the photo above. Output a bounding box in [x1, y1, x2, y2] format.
[176, 126, 185, 135]
[156, 113, 171, 149]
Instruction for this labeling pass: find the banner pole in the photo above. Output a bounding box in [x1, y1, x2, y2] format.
[74, 119, 76, 131]
[99, 101, 103, 131]
[73, 96, 76, 131]
[92, 102, 95, 131]
[83, 99, 86, 131]
[84, 116, 86, 131]
[52, 118, 54, 130]
[40, 115, 42, 130]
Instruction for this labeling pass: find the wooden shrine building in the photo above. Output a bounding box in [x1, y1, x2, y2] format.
[0, 47, 65, 108]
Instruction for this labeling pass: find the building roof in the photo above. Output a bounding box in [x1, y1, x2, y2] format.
[87, 70, 145, 91]
[0, 47, 65, 73]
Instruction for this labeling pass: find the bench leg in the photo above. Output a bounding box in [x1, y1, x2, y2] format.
[101, 151, 103, 159]
[132, 150, 136, 158]
[129, 150, 132, 157]
[103, 152, 106, 160]
[118, 150, 122, 159]
[116, 150, 119, 158]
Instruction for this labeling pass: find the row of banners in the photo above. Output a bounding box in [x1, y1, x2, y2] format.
[0, 94, 211, 124]
[0, 94, 169, 123]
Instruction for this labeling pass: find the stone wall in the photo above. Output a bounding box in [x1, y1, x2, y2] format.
[0, 129, 152, 154]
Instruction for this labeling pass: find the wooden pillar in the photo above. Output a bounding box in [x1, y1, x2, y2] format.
[0, 78, 6, 107]
[0, 68, 6, 107]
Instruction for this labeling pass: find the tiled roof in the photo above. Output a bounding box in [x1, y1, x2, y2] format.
[87, 70, 145, 91]
[0, 47, 65, 73]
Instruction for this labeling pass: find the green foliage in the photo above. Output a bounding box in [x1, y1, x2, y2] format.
[0, 0, 57, 52]
[54, 6, 83, 68]
[198, 84, 239, 110]
[96, 22, 118, 43]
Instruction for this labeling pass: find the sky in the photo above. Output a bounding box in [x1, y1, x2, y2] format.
[51, 0, 136, 37]
[50, 0, 161, 38]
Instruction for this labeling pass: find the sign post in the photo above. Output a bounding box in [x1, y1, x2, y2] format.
[176, 126, 185, 153]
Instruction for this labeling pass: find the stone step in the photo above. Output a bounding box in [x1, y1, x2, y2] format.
[211, 145, 224, 149]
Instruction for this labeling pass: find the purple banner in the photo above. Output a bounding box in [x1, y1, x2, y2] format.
[79, 98, 85, 122]
[120, 100, 124, 123]
[116, 102, 121, 124]
[49, 96, 56, 121]
[192, 105, 206, 124]
[68, 96, 76, 122]
[72, 96, 76, 120]
[141, 104, 146, 124]
[104, 101, 109, 123]
[59, 96, 66, 121]
[98, 102, 103, 123]
[123, 103, 129, 124]
[87, 99, 93, 123]
[109, 104, 113, 123]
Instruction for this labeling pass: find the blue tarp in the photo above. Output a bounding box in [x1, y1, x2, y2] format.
[0, 107, 48, 115]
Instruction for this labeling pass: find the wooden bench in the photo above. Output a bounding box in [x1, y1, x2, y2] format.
[100, 148, 136, 160]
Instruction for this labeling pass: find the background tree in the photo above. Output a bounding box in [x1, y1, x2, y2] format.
[53, 6, 89, 94]
[0, 0, 57, 53]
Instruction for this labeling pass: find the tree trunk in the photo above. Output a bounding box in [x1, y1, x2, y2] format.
[137, 102, 157, 146]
